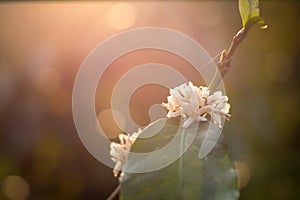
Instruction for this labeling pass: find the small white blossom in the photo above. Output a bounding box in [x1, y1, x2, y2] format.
[109, 129, 142, 180]
[162, 82, 230, 128]
[207, 91, 231, 128]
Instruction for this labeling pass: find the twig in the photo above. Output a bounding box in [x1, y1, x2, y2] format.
[209, 27, 249, 91]
[107, 184, 121, 200]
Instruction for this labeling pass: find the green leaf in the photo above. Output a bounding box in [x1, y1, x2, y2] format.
[239, 0, 267, 30]
[120, 118, 239, 200]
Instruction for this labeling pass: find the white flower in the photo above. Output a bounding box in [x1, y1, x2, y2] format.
[207, 91, 231, 128]
[109, 129, 142, 180]
[162, 82, 208, 128]
[162, 82, 230, 128]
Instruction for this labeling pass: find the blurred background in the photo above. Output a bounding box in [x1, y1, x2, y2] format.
[0, 1, 299, 199]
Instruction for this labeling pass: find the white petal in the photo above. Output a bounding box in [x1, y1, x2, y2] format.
[198, 105, 213, 115]
[183, 116, 196, 128]
[211, 113, 222, 128]
[220, 103, 230, 114]
[196, 116, 208, 122]
[167, 110, 181, 118]
[113, 161, 123, 177]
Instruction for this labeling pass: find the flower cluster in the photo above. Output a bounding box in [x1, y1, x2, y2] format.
[109, 129, 142, 180]
[162, 82, 230, 128]
[110, 82, 230, 180]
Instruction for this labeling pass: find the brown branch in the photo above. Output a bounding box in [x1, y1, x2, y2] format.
[210, 27, 249, 91]
[218, 28, 249, 77]
[107, 184, 120, 200]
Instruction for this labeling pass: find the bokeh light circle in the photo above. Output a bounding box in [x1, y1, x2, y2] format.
[2, 175, 30, 200]
[107, 3, 137, 30]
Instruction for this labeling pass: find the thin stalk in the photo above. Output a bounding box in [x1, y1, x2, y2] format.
[209, 28, 249, 91]
[178, 128, 186, 198]
[107, 184, 121, 200]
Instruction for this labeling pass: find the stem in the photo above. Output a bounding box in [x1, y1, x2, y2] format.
[107, 184, 121, 200]
[209, 27, 249, 91]
[178, 128, 185, 199]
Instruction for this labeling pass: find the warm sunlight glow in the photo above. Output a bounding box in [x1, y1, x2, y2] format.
[194, 2, 222, 27]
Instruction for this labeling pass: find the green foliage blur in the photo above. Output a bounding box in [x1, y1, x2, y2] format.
[0, 1, 299, 199]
